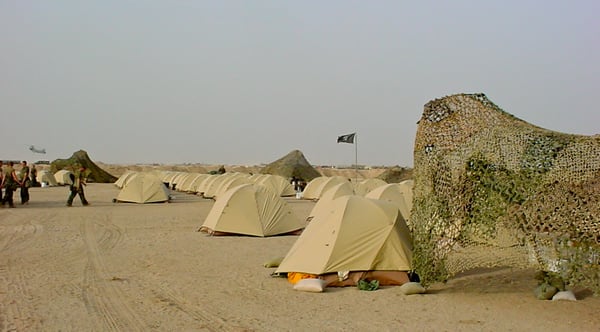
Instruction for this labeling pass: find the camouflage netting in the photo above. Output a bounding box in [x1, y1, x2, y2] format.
[376, 166, 413, 183]
[51, 150, 117, 183]
[412, 93, 600, 293]
[260, 149, 321, 181]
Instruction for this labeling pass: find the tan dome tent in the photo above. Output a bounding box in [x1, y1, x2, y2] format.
[116, 173, 170, 204]
[37, 170, 58, 187]
[195, 175, 215, 196]
[260, 149, 321, 182]
[114, 171, 138, 188]
[170, 172, 189, 190]
[177, 173, 205, 192]
[396, 180, 414, 209]
[188, 174, 211, 193]
[306, 182, 354, 221]
[54, 170, 74, 185]
[354, 178, 387, 196]
[302, 176, 348, 200]
[203, 174, 241, 199]
[213, 175, 253, 199]
[276, 195, 413, 286]
[253, 174, 296, 197]
[365, 183, 412, 223]
[199, 184, 305, 237]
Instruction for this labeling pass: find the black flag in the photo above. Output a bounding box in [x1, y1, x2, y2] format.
[337, 133, 356, 144]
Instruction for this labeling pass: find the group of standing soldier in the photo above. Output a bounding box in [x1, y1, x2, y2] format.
[0, 160, 34, 208]
[0, 161, 88, 208]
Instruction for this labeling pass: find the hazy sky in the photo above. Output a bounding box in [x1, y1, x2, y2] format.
[2, 1, 599, 167]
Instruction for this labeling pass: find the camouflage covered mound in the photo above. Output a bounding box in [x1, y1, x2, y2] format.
[376, 166, 413, 183]
[412, 93, 600, 293]
[260, 150, 321, 181]
[51, 150, 117, 183]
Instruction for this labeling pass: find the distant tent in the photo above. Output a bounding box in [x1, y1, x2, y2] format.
[213, 175, 253, 199]
[170, 172, 189, 190]
[196, 175, 219, 197]
[354, 178, 387, 196]
[306, 182, 354, 221]
[366, 183, 412, 223]
[54, 170, 74, 185]
[37, 170, 58, 186]
[199, 184, 305, 237]
[50, 150, 117, 183]
[396, 180, 414, 212]
[177, 173, 206, 192]
[302, 176, 348, 200]
[253, 174, 296, 197]
[203, 173, 248, 199]
[276, 195, 413, 285]
[114, 170, 138, 188]
[116, 173, 170, 204]
[260, 150, 321, 182]
[188, 174, 212, 193]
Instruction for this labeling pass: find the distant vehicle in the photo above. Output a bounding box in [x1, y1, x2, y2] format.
[29, 145, 46, 154]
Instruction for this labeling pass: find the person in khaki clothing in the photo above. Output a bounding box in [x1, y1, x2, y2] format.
[19, 160, 31, 205]
[67, 166, 89, 207]
[2, 161, 21, 208]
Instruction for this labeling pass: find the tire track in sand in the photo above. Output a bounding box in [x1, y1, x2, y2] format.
[150, 286, 243, 332]
[0, 213, 49, 332]
[80, 215, 148, 331]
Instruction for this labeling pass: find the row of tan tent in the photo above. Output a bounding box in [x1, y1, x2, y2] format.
[32, 169, 73, 186]
[113, 168, 416, 288]
[198, 176, 415, 287]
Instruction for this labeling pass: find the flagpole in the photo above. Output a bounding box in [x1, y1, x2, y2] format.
[355, 133, 358, 183]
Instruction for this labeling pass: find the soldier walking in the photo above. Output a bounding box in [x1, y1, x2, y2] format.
[67, 166, 89, 207]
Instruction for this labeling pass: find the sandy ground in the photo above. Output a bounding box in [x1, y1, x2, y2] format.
[1, 184, 599, 332]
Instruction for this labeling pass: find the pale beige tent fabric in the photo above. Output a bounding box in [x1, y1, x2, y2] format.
[116, 173, 170, 204]
[396, 179, 414, 209]
[214, 176, 253, 199]
[196, 175, 219, 196]
[160, 171, 177, 183]
[187, 174, 211, 193]
[37, 170, 58, 186]
[171, 172, 190, 190]
[276, 195, 412, 275]
[54, 170, 74, 185]
[365, 183, 412, 223]
[114, 171, 138, 188]
[161, 171, 179, 186]
[203, 173, 249, 198]
[253, 174, 296, 197]
[302, 176, 328, 199]
[302, 176, 348, 200]
[175, 173, 203, 192]
[199, 184, 305, 237]
[306, 182, 354, 221]
[354, 178, 387, 196]
[203, 174, 234, 198]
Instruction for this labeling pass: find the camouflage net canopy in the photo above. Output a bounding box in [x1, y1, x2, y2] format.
[51, 150, 117, 183]
[412, 93, 600, 293]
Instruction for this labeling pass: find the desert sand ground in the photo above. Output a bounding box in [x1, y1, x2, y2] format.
[1, 183, 599, 332]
